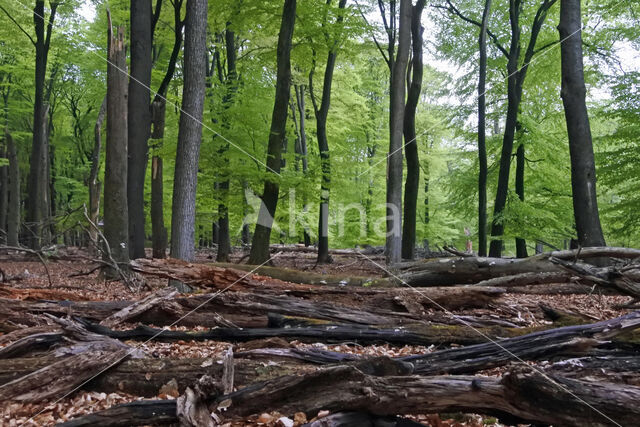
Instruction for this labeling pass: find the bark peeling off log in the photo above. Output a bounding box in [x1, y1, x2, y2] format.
[99, 286, 178, 328]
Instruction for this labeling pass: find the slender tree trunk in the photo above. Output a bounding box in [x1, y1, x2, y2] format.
[216, 23, 238, 263]
[170, 0, 208, 265]
[241, 180, 251, 246]
[558, 0, 606, 248]
[0, 138, 7, 240]
[104, 17, 130, 274]
[26, 1, 58, 250]
[151, 0, 183, 260]
[248, 0, 297, 265]
[89, 96, 107, 248]
[477, 0, 492, 257]
[515, 142, 527, 257]
[401, 0, 425, 260]
[489, 0, 555, 257]
[127, 0, 154, 259]
[294, 85, 310, 246]
[5, 129, 19, 247]
[386, 0, 412, 264]
[150, 99, 167, 259]
[309, 0, 348, 264]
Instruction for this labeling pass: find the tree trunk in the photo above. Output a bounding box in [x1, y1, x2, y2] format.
[150, 99, 168, 258]
[170, 0, 208, 264]
[515, 142, 527, 257]
[401, 0, 425, 260]
[488, 0, 556, 257]
[248, 0, 296, 265]
[88, 96, 106, 248]
[558, 0, 606, 248]
[216, 23, 238, 263]
[5, 129, 19, 246]
[477, 0, 492, 257]
[127, 0, 153, 260]
[151, 0, 184, 260]
[0, 139, 7, 240]
[104, 17, 130, 273]
[386, 0, 411, 264]
[25, 1, 58, 250]
[309, 0, 348, 265]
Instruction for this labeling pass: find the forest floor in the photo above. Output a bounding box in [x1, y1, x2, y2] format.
[0, 247, 636, 426]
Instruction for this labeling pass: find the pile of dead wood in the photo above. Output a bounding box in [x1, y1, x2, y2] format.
[1, 247, 639, 426]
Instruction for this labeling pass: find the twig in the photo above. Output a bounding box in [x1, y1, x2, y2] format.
[0, 245, 53, 287]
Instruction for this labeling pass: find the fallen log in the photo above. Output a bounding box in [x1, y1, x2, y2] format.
[59, 366, 640, 427]
[0, 285, 505, 329]
[99, 287, 177, 328]
[394, 247, 640, 288]
[0, 356, 317, 397]
[0, 318, 137, 402]
[545, 355, 640, 386]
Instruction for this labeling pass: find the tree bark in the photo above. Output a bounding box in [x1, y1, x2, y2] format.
[216, 22, 238, 263]
[170, 0, 208, 265]
[558, 0, 606, 248]
[401, 0, 425, 260]
[309, 0, 348, 264]
[248, 0, 297, 265]
[4, 130, 20, 247]
[25, 0, 58, 250]
[103, 17, 130, 273]
[88, 96, 106, 248]
[151, 0, 184, 259]
[515, 142, 527, 257]
[127, 0, 154, 260]
[489, 0, 557, 257]
[386, 0, 411, 264]
[477, 0, 492, 257]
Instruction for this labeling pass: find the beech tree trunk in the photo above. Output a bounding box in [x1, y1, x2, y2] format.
[216, 22, 238, 263]
[477, 0, 492, 257]
[151, 0, 183, 259]
[5, 129, 19, 246]
[309, 0, 348, 265]
[127, 0, 153, 260]
[515, 142, 527, 257]
[170, 0, 207, 264]
[103, 17, 130, 273]
[386, 0, 411, 264]
[88, 96, 106, 247]
[488, 0, 556, 257]
[558, 0, 606, 248]
[25, 0, 58, 250]
[401, 0, 425, 260]
[248, 0, 296, 265]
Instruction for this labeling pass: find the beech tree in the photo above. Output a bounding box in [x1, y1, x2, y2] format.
[170, 0, 208, 264]
[248, 0, 297, 265]
[558, 0, 605, 248]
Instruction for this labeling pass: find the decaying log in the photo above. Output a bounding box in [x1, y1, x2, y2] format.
[551, 257, 640, 298]
[405, 310, 640, 375]
[60, 365, 640, 427]
[0, 285, 505, 329]
[545, 355, 640, 386]
[303, 412, 426, 426]
[58, 400, 177, 427]
[0, 356, 316, 397]
[394, 247, 640, 288]
[0, 318, 137, 402]
[99, 286, 177, 328]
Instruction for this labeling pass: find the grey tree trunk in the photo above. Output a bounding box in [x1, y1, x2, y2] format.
[5, 129, 19, 246]
[26, 1, 58, 249]
[216, 22, 238, 263]
[515, 142, 528, 257]
[0, 138, 7, 240]
[151, 0, 184, 259]
[127, 0, 154, 260]
[477, 0, 492, 257]
[309, 0, 348, 264]
[104, 19, 130, 273]
[89, 96, 107, 248]
[248, 0, 297, 265]
[401, 0, 425, 260]
[558, 0, 606, 248]
[386, 0, 412, 264]
[170, 0, 208, 263]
